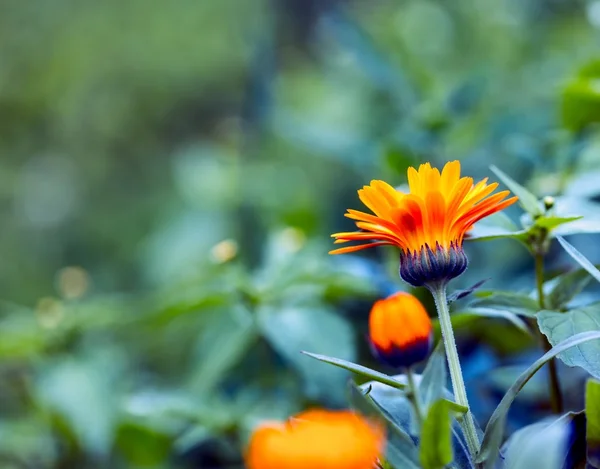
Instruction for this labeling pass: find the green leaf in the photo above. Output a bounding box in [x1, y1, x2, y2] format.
[551, 196, 600, 236]
[455, 308, 530, 334]
[562, 72, 600, 131]
[534, 215, 583, 231]
[302, 352, 405, 390]
[358, 379, 476, 469]
[501, 416, 571, 469]
[348, 383, 420, 469]
[538, 305, 600, 379]
[116, 420, 173, 466]
[490, 165, 542, 217]
[554, 218, 600, 236]
[0, 302, 48, 359]
[587, 379, 600, 467]
[556, 236, 600, 284]
[477, 331, 600, 467]
[418, 343, 447, 411]
[419, 400, 453, 469]
[0, 416, 55, 464]
[189, 305, 257, 395]
[465, 211, 527, 242]
[260, 306, 356, 401]
[470, 291, 539, 317]
[419, 399, 467, 469]
[35, 357, 119, 456]
[385, 444, 422, 469]
[545, 269, 592, 310]
[447, 279, 489, 304]
[587, 380, 600, 438]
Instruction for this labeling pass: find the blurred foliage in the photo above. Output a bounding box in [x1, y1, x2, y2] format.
[3, 0, 600, 468]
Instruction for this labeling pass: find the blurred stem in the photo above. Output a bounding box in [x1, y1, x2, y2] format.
[429, 283, 481, 460]
[406, 366, 424, 428]
[534, 253, 563, 414]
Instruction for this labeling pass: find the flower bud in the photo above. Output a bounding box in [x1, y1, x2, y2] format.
[369, 292, 433, 368]
[543, 195, 555, 211]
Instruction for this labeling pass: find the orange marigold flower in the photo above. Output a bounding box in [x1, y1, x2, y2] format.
[369, 292, 432, 368]
[245, 409, 385, 469]
[330, 160, 517, 287]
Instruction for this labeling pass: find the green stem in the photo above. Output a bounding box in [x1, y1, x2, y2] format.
[429, 283, 481, 459]
[534, 253, 563, 414]
[406, 366, 424, 427]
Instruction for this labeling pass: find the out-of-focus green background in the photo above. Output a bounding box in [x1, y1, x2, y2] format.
[3, 1, 600, 468]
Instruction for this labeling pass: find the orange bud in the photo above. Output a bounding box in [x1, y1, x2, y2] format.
[245, 409, 385, 469]
[369, 292, 433, 368]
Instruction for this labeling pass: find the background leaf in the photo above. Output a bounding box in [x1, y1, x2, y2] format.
[259, 306, 356, 400]
[500, 416, 571, 469]
[490, 165, 542, 217]
[35, 357, 119, 458]
[538, 305, 600, 379]
[452, 308, 530, 334]
[545, 269, 592, 310]
[556, 236, 600, 284]
[469, 291, 539, 317]
[189, 305, 257, 395]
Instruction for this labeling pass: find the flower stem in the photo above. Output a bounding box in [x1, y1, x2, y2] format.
[429, 283, 481, 459]
[534, 253, 563, 414]
[406, 366, 424, 428]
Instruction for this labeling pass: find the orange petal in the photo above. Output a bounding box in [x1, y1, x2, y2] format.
[329, 242, 390, 255]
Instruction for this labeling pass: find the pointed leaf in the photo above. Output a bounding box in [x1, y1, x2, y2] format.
[361, 379, 476, 469]
[490, 165, 542, 217]
[348, 383, 420, 469]
[553, 218, 600, 236]
[538, 304, 600, 379]
[501, 416, 572, 469]
[419, 399, 456, 469]
[477, 331, 600, 467]
[470, 291, 538, 317]
[545, 269, 592, 310]
[385, 443, 422, 469]
[418, 343, 447, 411]
[556, 236, 600, 284]
[534, 215, 583, 231]
[448, 279, 490, 304]
[301, 352, 406, 390]
[455, 308, 530, 334]
[553, 196, 600, 236]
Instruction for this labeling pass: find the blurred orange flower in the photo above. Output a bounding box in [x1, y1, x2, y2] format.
[369, 292, 432, 368]
[330, 160, 517, 286]
[245, 409, 385, 469]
